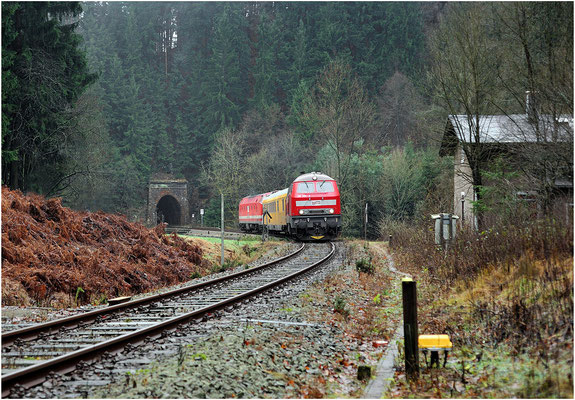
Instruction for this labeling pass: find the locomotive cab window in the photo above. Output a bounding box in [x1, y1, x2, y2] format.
[317, 181, 335, 193]
[296, 182, 315, 194]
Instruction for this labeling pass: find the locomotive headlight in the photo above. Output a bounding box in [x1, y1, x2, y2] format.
[299, 209, 304, 215]
[329, 208, 334, 214]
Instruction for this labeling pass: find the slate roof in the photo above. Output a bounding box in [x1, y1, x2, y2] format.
[440, 114, 573, 156]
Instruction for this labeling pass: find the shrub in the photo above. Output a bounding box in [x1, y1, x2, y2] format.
[356, 258, 375, 274]
[215, 259, 242, 273]
[242, 244, 255, 256]
[333, 295, 349, 317]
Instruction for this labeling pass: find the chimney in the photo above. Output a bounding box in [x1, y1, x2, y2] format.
[526, 91, 538, 123]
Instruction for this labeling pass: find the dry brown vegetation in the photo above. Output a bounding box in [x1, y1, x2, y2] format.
[384, 218, 573, 398]
[389, 219, 573, 347]
[2, 187, 210, 307]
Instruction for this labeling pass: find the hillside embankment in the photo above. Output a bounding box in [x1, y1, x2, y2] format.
[383, 220, 573, 398]
[1, 187, 277, 308]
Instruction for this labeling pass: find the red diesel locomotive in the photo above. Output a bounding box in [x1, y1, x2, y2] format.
[238, 172, 342, 240]
[238, 193, 269, 233]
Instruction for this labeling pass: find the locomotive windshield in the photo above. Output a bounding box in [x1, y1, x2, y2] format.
[295, 181, 335, 194]
[296, 182, 315, 193]
[317, 181, 335, 193]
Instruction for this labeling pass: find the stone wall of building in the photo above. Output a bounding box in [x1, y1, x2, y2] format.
[453, 143, 476, 228]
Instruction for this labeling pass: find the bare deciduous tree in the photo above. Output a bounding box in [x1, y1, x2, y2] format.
[377, 71, 427, 147]
[493, 2, 573, 215]
[244, 131, 307, 195]
[201, 128, 247, 224]
[301, 59, 376, 189]
[431, 3, 573, 225]
[429, 3, 506, 228]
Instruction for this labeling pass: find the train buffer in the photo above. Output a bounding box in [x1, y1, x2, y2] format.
[419, 334, 452, 368]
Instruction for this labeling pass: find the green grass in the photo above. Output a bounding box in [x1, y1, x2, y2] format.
[177, 234, 287, 268]
[180, 235, 277, 249]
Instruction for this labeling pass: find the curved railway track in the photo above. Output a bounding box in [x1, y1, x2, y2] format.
[1, 242, 334, 397]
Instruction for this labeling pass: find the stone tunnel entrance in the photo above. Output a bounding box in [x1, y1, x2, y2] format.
[156, 195, 182, 225]
[147, 175, 189, 226]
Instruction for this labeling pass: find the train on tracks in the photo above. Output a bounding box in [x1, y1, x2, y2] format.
[238, 172, 342, 241]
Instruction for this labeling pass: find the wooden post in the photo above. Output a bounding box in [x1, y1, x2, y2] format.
[461, 198, 465, 226]
[221, 193, 224, 266]
[389, 235, 392, 248]
[364, 203, 368, 241]
[402, 277, 419, 379]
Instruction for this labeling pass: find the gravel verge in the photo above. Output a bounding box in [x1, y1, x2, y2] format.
[7, 241, 399, 399]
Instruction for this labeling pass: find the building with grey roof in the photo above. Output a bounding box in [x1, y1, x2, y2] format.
[439, 108, 573, 229]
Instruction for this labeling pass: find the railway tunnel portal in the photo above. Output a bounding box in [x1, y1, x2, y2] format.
[147, 175, 189, 226]
[156, 195, 181, 225]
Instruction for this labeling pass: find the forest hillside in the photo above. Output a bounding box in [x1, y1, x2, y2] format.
[2, 2, 572, 237]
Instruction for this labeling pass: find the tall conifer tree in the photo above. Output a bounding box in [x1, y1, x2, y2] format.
[2, 2, 96, 192]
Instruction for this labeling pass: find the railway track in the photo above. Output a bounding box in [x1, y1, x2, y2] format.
[164, 225, 259, 240]
[164, 225, 242, 234]
[1, 242, 334, 397]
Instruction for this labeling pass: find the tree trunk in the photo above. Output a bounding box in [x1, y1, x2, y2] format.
[9, 160, 22, 190]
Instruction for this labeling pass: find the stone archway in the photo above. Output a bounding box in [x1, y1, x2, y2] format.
[147, 175, 189, 226]
[156, 195, 182, 225]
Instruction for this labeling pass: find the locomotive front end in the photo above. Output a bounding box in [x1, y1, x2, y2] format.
[287, 172, 342, 240]
[238, 193, 267, 233]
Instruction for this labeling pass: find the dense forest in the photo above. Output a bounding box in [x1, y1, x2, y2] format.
[2, 2, 572, 236]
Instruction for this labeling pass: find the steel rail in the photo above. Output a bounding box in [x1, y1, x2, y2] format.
[1, 242, 334, 397]
[165, 225, 242, 234]
[2, 243, 305, 346]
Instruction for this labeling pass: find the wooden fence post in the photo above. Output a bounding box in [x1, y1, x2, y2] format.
[402, 277, 419, 379]
[221, 193, 224, 266]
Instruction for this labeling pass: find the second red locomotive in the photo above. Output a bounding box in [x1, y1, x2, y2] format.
[238, 172, 342, 241]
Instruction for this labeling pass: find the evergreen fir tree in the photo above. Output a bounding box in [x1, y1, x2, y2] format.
[2, 2, 96, 191]
[199, 4, 250, 133]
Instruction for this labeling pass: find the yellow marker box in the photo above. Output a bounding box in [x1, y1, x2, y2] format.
[418, 334, 453, 351]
